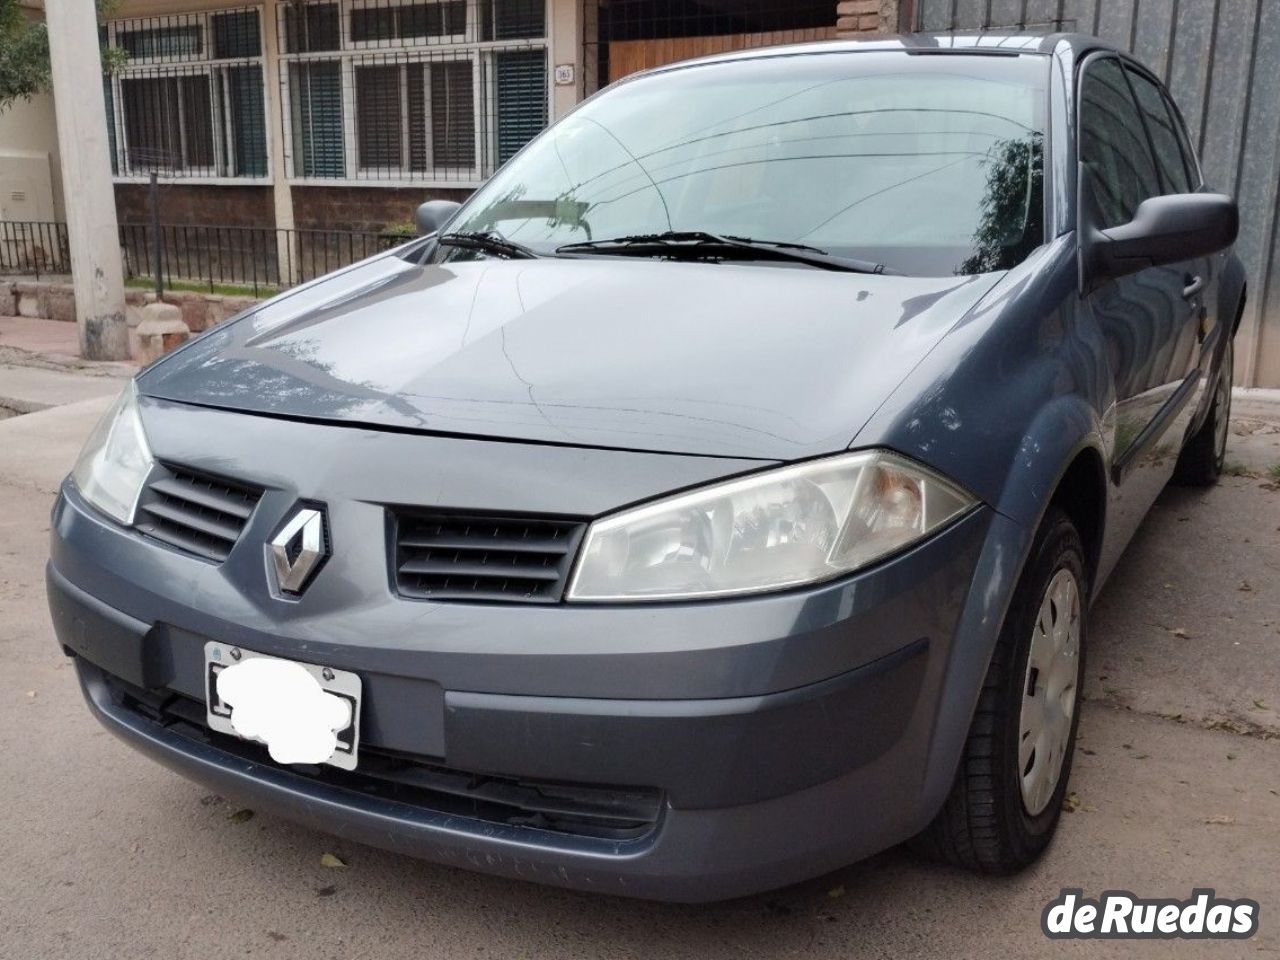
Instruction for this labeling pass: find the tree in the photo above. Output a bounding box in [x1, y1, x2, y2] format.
[0, 0, 125, 111]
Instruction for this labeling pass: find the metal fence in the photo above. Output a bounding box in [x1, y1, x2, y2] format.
[0, 219, 409, 296]
[915, 0, 1280, 387]
[119, 222, 410, 295]
[0, 221, 72, 278]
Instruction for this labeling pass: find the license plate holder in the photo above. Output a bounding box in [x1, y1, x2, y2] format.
[203, 642, 361, 771]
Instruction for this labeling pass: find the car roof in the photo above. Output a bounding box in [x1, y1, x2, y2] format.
[635, 31, 1124, 76]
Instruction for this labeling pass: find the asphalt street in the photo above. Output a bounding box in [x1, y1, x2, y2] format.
[1, 382, 1278, 959]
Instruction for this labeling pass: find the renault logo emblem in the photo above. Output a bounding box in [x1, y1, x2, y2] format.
[268, 506, 329, 596]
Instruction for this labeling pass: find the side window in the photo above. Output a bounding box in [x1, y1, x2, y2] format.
[1078, 57, 1161, 228]
[1125, 66, 1193, 194]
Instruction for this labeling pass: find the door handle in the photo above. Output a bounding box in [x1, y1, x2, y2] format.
[1182, 274, 1205, 300]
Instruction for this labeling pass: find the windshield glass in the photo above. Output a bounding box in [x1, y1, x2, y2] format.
[445, 51, 1047, 276]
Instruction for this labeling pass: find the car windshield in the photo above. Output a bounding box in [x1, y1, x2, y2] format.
[444, 51, 1047, 277]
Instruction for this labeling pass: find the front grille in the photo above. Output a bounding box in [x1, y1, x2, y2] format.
[393, 511, 587, 603]
[134, 463, 263, 563]
[109, 676, 661, 843]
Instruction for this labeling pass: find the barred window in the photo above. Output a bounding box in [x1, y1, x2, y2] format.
[280, 0, 548, 185]
[104, 9, 268, 180]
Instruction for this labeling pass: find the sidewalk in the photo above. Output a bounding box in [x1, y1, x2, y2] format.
[0, 315, 137, 375]
[0, 316, 133, 417]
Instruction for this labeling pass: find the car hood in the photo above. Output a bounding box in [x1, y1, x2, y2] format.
[139, 253, 1000, 461]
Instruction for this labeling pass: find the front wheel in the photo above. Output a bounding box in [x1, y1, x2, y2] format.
[913, 508, 1086, 873]
[1173, 336, 1233, 486]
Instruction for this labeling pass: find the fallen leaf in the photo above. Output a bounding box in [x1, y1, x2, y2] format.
[227, 808, 254, 824]
[1171, 628, 1189, 639]
[25, 690, 36, 699]
[320, 852, 346, 868]
[1204, 815, 1235, 825]
[1239, 581, 1254, 592]
[1062, 792, 1082, 812]
[1253, 699, 1270, 711]
[827, 885, 846, 899]
[1133, 753, 1150, 760]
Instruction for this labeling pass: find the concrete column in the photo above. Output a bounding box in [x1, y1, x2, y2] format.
[550, 0, 585, 119]
[260, 0, 299, 286]
[44, 0, 129, 360]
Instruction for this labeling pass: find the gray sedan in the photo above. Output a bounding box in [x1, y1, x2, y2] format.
[48, 32, 1242, 901]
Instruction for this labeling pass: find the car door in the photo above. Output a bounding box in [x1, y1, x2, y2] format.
[1077, 54, 1203, 577]
[1123, 63, 1217, 406]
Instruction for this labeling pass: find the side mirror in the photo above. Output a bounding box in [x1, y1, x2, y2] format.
[1084, 192, 1238, 286]
[415, 200, 462, 237]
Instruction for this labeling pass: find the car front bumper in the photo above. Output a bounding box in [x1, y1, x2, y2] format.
[47, 402, 1027, 901]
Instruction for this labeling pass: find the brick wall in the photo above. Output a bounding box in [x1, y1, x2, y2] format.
[112, 183, 475, 234]
[836, 0, 901, 36]
[114, 184, 275, 228]
[290, 185, 473, 233]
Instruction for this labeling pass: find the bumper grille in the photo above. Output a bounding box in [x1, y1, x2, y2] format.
[135, 463, 263, 563]
[107, 675, 661, 843]
[393, 511, 586, 603]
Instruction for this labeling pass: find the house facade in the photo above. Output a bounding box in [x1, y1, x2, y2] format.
[0, 1, 892, 238]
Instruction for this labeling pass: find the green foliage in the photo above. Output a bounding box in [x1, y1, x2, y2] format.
[960, 132, 1045, 276]
[0, 0, 128, 111]
[382, 220, 419, 239]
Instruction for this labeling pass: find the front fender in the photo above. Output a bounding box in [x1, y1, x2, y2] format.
[851, 239, 1110, 826]
[915, 398, 1104, 821]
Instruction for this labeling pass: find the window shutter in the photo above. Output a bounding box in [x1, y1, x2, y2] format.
[432, 61, 475, 167]
[212, 10, 261, 59]
[356, 65, 403, 168]
[490, 0, 545, 40]
[495, 49, 547, 164]
[227, 66, 267, 177]
[408, 63, 427, 171]
[284, 3, 340, 53]
[103, 77, 118, 175]
[179, 75, 215, 168]
[290, 61, 346, 178]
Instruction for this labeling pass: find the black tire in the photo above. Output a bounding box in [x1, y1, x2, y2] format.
[912, 507, 1087, 873]
[1173, 336, 1233, 486]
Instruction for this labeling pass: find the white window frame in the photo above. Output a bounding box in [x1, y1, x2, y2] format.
[105, 7, 272, 185]
[279, 0, 551, 189]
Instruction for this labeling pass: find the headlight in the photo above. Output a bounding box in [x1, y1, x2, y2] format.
[567, 450, 976, 602]
[71, 381, 154, 525]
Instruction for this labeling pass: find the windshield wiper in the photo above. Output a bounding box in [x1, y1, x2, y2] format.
[438, 231, 542, 260]
[556, 231, 890, 275]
